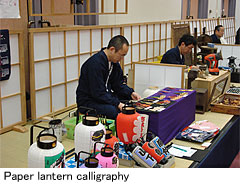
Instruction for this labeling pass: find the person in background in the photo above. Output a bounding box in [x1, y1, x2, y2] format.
[161, 34, 197, 65]
[76, 35, 141, 119]
[211, 25, 227, 44]
[235, 27, 240, 44]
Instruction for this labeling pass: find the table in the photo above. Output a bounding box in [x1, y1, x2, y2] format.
[138, 87, 196, 144]
[63, 111, 238, 168]
[190, 115, 239, 167]
[170, 111, 238, 168]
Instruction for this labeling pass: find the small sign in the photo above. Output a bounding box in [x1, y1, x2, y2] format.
[0, 29, 11, 81]
[0, 0, 20, 18]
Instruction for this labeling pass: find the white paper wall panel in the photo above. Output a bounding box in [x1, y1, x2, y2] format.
[196, 21, 200, 34]
[9, 34, 19, 64]
[67, 81, 78, 106]
[148, 25, 154, 41]
[154, 41, 160, 56]
[51, 58, 65, 85]
[189, 22, 193, 34]
[116, 0, 126, 12]
[161, 24, 166, 39]
[124, 45, 131, 64]
[221, 45, 233, 58]
[148, 42, 153, 58]
[103, 29, 111, 47]
[0, 32, 26, 133]
[215, 45, 222, 53]
[66, 31, 78, 55]
[92, 29, 101, 51]
[166, 39, 171, 51]
[155, 24, 160, 40]
[140, 43, 146, 60]
[80, 54, 90, 69]
[132, 26, 139, 44]
[2, 95, 22, 127]
[132, 45, 139, 62]
[36, 89, 50, 118]
[165, 67, 182, 87]
[80, 30, 90, 53]
[123, 27, 131, 44]
[1, 65, 20, 97]
[236, 59, 240, 67]
[52, 85, 65, 111]
[219, 59, 229, 67]
[135, 64, 149, 84]
[34, 33, 49, 61]
[124, 65, 131, 75]
[66, 56, 78, 81]
[232, 46, 240, 59]
[103, 0, 113, 13]
[140, 25, 146, 42]
[134, 65, 149, 97]
[34, 61, 49, 89]
[149, 66, 165, 86]
[51, 32, 64, 58]
[134, 64, 183, 97]
[161, 40, 166, 54]
[112, 28, 121, 36]
[166, 23, 171, 38]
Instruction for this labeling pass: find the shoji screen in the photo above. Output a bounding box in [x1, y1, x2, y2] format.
[134, 63, 185, 97]
[123, 22, 172, 74]
[29, 26, 122, 120]
[0, 31, 26, 134]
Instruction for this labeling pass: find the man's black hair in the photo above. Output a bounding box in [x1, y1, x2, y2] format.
[178, 34, 197, 46]
[107, 35, 129, 52]
[214, 25, 224, 33]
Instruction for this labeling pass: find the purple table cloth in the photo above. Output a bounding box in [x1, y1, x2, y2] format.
[138, 87, 196, 144]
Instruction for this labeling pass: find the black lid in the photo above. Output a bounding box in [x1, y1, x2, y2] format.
[37, 133, 57, 149]
[101, 147, 114, 157]
[153, 163, 162, 168]
[125, 143, 137, 152]
[49, 119, 62, 125]
[82, 116, 99, 126]
[227, 56, 237, 60]
[160, 158, 168, 165]
[122, 106, 136, 114]
[105, 129, 113, 139]
[85, 157, 99, 168]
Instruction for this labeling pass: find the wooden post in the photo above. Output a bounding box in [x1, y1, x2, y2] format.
[194, 27, 197, 65]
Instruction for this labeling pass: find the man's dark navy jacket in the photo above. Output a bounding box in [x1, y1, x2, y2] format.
[76, 48, 134, 108]
[211, 34, 221, 44]
[161, 46, 184, 65]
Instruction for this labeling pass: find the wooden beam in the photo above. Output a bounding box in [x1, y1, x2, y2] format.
[86, 0, 90, 13]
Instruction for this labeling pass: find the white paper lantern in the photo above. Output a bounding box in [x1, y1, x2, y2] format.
[28, 129, 65, 168]
[75, 115, 105, 159]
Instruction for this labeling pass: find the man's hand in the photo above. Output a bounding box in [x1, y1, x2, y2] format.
[131, 92, 141, 101]
[118, 102, 125, 111]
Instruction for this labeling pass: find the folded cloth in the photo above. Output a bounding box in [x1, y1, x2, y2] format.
[189, 120, 220, 132]
[180, 128, 214, 143]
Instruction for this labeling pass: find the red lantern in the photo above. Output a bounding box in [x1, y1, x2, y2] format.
[116, 106, 143, 144]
